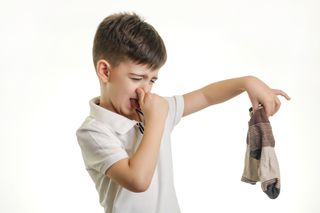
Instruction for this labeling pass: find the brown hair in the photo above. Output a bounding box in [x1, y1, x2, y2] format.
[92, 12, 167, 70]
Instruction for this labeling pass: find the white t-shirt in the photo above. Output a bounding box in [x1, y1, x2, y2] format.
[76, 95, 184, 213]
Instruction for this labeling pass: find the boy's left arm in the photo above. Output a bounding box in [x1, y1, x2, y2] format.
[182, 76, 290, 117]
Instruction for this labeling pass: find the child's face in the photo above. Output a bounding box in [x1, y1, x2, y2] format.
[102, 60, 159, 119]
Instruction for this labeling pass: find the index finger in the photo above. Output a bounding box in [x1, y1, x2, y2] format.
[273, 89, 291, 100]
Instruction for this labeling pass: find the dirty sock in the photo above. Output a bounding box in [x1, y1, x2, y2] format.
[241, 106, 281, 199]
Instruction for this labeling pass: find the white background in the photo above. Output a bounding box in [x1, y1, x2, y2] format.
[1, 0, 319, 212]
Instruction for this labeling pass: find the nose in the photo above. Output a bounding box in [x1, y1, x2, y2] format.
[140, 82, 152, 93]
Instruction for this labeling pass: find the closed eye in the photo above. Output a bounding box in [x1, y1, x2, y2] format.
[130, 78, 143, 81]
[130, 78, 157, 84]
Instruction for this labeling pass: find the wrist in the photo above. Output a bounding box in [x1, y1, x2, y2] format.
[143, 117, 166, 138]
[242, 75, 257, 91]
[145, 114, 167, 126]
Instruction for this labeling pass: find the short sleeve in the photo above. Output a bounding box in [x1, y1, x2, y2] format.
[166, 95, 184, 129]
[76, 123, 129, 174]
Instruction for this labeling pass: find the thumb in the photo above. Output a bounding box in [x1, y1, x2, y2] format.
[252, 100, 260, 113]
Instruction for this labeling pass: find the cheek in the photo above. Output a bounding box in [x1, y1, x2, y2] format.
[110, 78, 137, 100]
[124, 81, 138, 94]
[114, 83, 135, 99]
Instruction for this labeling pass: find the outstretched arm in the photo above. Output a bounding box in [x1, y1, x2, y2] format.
[182, 76, 290, 117]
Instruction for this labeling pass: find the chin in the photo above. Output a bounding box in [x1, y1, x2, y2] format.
[121, 106, 135, 117]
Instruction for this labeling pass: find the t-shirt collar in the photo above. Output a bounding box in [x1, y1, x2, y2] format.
[89, 97, 137, 135]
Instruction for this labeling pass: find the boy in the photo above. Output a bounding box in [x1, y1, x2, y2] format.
[76, 12, 290, 213]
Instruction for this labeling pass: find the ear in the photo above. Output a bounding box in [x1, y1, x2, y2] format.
[96, 59, 111, 83]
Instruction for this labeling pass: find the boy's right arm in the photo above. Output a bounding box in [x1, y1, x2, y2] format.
[105, 88, 168, 192]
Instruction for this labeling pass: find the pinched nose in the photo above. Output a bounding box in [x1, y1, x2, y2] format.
[140, 84, 152, 93]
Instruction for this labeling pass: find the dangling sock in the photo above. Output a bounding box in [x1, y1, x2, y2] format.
[241, 106, 281, 199]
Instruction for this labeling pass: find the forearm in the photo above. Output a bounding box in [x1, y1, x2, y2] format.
[128, 117, 166, 189]
[182, 76, 255, 116]
[202, 76, 252, 106]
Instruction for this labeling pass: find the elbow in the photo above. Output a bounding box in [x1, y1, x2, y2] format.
[130, 176, 151, 193]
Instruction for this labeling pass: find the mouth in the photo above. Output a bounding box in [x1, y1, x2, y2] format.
[130, 98, 140, 110]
